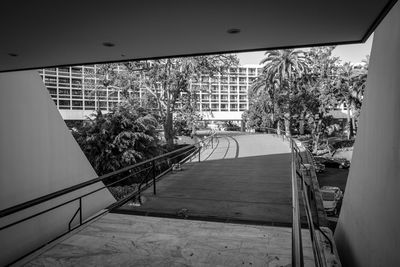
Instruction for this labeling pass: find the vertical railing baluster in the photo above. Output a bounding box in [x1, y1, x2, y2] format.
[152, 160, 156, 195]
[198, 147, 201, 162]
[79, 197, 82, 226]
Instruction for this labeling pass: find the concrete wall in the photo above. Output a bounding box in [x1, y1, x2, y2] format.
[200, 111, 244, 121]
[0, 71, 115, 265]
[335, 2, 400, 266]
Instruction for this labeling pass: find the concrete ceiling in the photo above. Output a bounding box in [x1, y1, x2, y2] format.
[0, 0, 396, 72]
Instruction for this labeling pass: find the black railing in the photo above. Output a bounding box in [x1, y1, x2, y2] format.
[256, 128, 329, 267]
[0, 136, 216, 265]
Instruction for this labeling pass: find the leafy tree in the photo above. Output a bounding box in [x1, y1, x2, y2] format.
[242, 89, 274, 130]
[123, 56, 238, 149]
[72, 99, 161, 175]
[252, 49, 309, 135]
[92, 56, 238, 150]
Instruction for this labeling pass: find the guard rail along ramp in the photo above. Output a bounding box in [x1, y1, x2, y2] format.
[259, 127, 339, 267]
[0, 129, 340, 266]
[0, 133, 215, 266]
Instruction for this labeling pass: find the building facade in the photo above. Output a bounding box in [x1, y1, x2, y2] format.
[38, 64, 263, 121]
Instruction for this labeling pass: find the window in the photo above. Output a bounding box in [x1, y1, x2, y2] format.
[220, 95, 228, 101]
[202, 95, 210, 101]
[221, 85, 228, 92]
[230, 104, 238, 111]
[47, 88, 57, 97]
[230, 86, 237, 93]
[72, 89, 82, 99]
[45, 68, 57, 75]
[221, 104, 228, 111]
[239, 104, 247, 111]
[72, 101, 83, 110]
[229, 76, 237, 83]
[248, 68, 256, 75]
[239, 68, 246, 74]
[71, 67, 82, 77]
[58, 77, 70, 86]
[59, 100, 70, 109]
[239, 86, 247, 93]
[220, 76, 228, 83]
[59, 89, 70, 96]
[44, 76, 57, 87]
[239, 77, 247, 84]
[230, 95, 237, 101]
[99, 101, 107, 108]
[202, 103, 210, 110]
[211, 103, 219, 111]
[85, 101, 95, 110]
[58, 67, 70, 75]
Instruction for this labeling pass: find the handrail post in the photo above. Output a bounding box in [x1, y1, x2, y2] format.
[198, 146, 201, 162]
[79, 197, 82, 225]
[291, 139, 304, 267]
[152, 160, 156, 195]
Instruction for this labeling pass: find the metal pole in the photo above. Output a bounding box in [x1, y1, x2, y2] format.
[291, 139, 303, 267]
[152, 160, 156, 195]
[79, 197, 82, 225]
[198, 147, 201, 162]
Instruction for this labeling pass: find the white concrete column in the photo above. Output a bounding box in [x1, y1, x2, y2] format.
[0, 71, 115, 265]
[335, 2, 400, 266]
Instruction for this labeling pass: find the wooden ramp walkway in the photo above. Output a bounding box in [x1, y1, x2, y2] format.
[116, 134, 318, 227]
[23, 133, 334, 267]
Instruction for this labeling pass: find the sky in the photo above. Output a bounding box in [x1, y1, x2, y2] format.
[237, 35, 373, 65]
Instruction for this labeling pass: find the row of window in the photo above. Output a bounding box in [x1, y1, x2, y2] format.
[54, 99, 247, 112]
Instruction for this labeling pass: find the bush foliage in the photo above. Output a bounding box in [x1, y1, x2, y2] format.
[72, 100, 162, 175]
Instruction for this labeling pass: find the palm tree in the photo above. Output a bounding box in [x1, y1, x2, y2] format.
[335, 60, 368, 139]
[254, 49, 309, 135]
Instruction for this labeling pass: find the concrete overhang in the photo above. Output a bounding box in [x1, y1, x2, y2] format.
[0, 0, 397, 72]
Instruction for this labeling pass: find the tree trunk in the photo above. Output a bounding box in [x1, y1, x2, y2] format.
[351, 108, 357, 136]
[277, 120, 281, 135]
[284, 113, 291, 136]
[284, 118, 290, 136]
[313, 118, 323, 153]
[191, 124, 196, 138]
[299, 112, 305, 135]
[164, 112, 174, 150]
[346, 106, 353, 139]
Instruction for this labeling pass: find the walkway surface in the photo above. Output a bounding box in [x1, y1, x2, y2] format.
[116, 133, 311, 226]
[23, 133, 334, 266]
[26, 213, 317, 267]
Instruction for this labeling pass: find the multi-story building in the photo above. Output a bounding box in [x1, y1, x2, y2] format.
[38, 64, 263, 122]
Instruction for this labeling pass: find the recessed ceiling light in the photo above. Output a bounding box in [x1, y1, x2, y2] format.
[227, 28, 241, 34]
[102, 42, 115, 47]
[8, 53, 18, 57]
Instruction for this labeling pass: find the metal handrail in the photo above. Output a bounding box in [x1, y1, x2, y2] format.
[257, 127, 326, 267]
[0, 144, 195, 218]
[0, 143, 203, 267]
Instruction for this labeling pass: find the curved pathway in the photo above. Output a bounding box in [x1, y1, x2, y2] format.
[117, 133, 303, 226]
